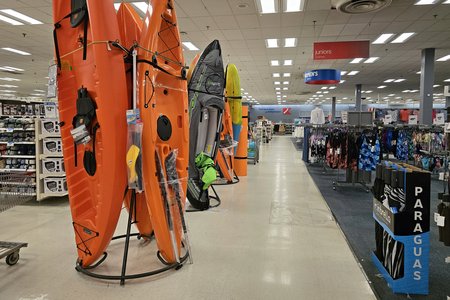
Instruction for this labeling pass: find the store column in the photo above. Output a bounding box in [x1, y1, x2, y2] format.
[419, 48, 435, 125]
[355, 84, 362, 112]
[331, 96, 336, 122]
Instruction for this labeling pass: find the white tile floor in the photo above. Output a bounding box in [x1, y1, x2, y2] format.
[0, 136, 376, 300]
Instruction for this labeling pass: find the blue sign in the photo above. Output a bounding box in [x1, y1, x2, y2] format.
[304, 69, 341, 85]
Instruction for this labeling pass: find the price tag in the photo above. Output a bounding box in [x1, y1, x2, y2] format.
[336, 148, 341, 155]
[408, 115, 418, 125]
[439, 172, 445, 181]
[434, 212, 440, 222]
[6, 128, 14, 133]
[384, 115, 392, 125]
[437, 215, 445, 227]
[434, 113, 445, 125]
[7, 142, 14, 146]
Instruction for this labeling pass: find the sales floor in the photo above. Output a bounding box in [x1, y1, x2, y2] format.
[0, 136, 375, 300]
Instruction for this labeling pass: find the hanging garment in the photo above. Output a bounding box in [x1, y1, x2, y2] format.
[395, 130, 409, 161]
[358, 133, 380, 171]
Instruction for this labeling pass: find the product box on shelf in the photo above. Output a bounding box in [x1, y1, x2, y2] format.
[43, 177, 67, 194]
[42, 138, 62, 155]
[41, 158, 64, 174]
[41, 119, 60, 135]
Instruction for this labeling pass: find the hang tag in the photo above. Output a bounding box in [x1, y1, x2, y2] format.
[336, 148, 341, 155]
[434, 212, 440, 222]
[329, 148, 333, 154]
[439, 172, 445, 181]
[437, 215, 445, 227]
[409, 115, 418, 125]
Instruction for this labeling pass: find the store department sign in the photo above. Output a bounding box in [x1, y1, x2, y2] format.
[304, 69, 341, 85]
[313, 41, 370, 60]
[282, 107, 291, 115]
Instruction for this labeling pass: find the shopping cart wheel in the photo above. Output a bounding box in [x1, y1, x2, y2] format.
[6, 251, 20, 266]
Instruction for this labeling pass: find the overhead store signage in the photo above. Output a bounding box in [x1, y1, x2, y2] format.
[313, 41, 370, 60]
[304, 69, 341, 85]
[282, 107, 291, 115]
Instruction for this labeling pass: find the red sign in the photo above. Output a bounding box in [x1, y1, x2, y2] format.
[282, 108, 291, 115]
[313, 41, 370, 60]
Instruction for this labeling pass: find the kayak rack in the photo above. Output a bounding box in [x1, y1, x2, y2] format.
[75, 189, 190, 285]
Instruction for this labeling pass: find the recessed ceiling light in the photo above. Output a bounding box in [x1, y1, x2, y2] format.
[437, 54, 450, 62]
[410, 90, 419, 92]
[444, 0, 450, 4]
[350, 58, 364, 64]
[283, 87, 288, 90]
[182, 42, 199, 51]
[283, 81, 289, 85]
[340, 80, 346, 83]
[416, 71, 421, 74]
[256, 0, 277, 14]
[285, 0, 304, 12]
[377, 85, 387, 89]
[0, 9, 43, 25]
[433, 84, 440, 87]
[366, 90, 373, 93]
[273, 73, 280, 78]
[372, 33, 395, 44]
[0, 66, 24, 72]
[364, 57, 380, 63]
[34, 89, 45, 92]
[402, 90, 410, 93]
[244, 92, 249, 95]
[0, 14, 23, 25]
[274, 81, 280, 85]
[323, 91, 329, 94]
[0, 89, 16, 93]
[283, 60, 293, 66]
[318, 95, 323, 97]
[284, 38, 297, 48]
[30, 93, 45, 96]
[329, 86, 336, 90]
[343, 97, 348, 100]
[132, 2, 149, 14]
[388, 94, 395, 96]
[275, 87, 281, 91]
[391, 32, 416, 44]
[270, 60, 280, 66]
[444, 79, 450, 82]
[414, 0, 439, 4]
[241, 88, 244, 91]
[340, 71, 347, 75]
[0, 84, 17, 88]
[1, 47, 31, 55]
[347, 71, 359, 76]
[316, 91, 322, 94]
[276, 92, 281, 95]
[0, 77, 20, 81]
[321, 87, 328, 90]
[394, 79, 406, 82]
[283, 73, 291, 77]
[266, 38, 279, 48]
[384, 79, 395, 83]
[395, 96, 402, 99]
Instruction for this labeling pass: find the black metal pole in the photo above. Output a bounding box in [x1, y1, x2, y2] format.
[120, 190, 135, 285]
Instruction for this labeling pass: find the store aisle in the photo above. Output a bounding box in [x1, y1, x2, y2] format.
[0, 136, 375, 300]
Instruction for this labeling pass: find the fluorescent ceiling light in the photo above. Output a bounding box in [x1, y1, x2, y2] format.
[257, 0, 277, 14]
[283, 73, 291, 77]
[384, 79, 395, 83]
[340, 71, 347, 75]
[444, 0, 450, 3]
[284, 38, 297, 48]
[284, 0, 304, 12]
[347, 71, 359, 76]
[323, 91, 329, 94]
[378, 85, 387, 89]
[410, 90, 419, 92]
[0, 77, 20, 81]
[414, 0, 439, 4]
[444, 79, 450, 82]
[350, 58, 364, 64]
[266, 38, 279, 48]
[391, 32, 415, 44]
[373, 33, 395, 44]
[340, 80, 346, 83]
[316, 91, 322, 94]
[270, 60, 280, 66]
[283, 87, 288, 90]
[321, 87, 328, 90]
[0, 66, 24, 72]
[182, 42, 199, 51]
[0, 9, 43, 25]
[395, 96, 402, 99]
[394, 79, 406, 82]
[275, 87, 281, 90]
[244, 92, 249, 95]
[1, 47, 31, 55]
[0, 90, 16, 93]
[274, 81, 280, 85]
[0, 14, 23, 25]
[416, 71, 421, 74]
[318, 95, 323, 97]
[0, 84, 17, 88]
[437, 54, 450, 62]
[366, 90, 373, 93]
[364, 57, 379, 63]
[343, 97, 348, 100]
[283, 81, 289, 85]
[133, 2, 149, 14]
[388, 94, 395, 96]
[276, 92, 281, 95]
[273, 73, 280, 77]
[329, 87, 336, 90]
[283, 60, 293, 66]
[402, 90, 410, 93]
[433, 84, 440, 87]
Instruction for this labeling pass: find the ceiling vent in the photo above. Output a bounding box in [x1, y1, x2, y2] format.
[331, 0, 392, 14]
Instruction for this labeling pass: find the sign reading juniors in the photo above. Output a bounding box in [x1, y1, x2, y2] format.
[314, 41, 370, 60]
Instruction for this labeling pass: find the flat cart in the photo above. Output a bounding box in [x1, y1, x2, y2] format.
[0, 172, 34, 265]
[248, 138, 259, 164]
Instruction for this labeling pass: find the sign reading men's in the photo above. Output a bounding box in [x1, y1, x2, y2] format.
[314, 41, 370, 60]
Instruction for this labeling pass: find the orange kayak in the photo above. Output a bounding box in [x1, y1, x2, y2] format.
[116, 2, 153, 239]
[138, 0, 189, 263]
[53, 0, 128, 267]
